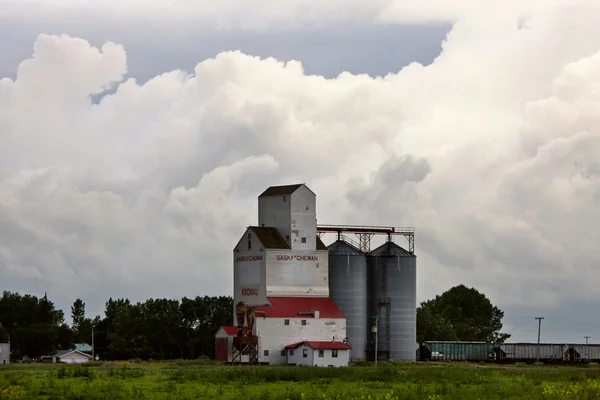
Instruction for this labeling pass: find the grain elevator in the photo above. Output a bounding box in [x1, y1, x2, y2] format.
[217, 183, 416, 365]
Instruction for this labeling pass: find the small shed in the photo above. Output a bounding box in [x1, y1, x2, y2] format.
[285, 341, 351, 367]
[0, 343, 9, 365]
[215, 326, 249, 363]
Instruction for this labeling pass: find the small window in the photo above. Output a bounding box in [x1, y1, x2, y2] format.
[264, 350, 269, 356]
[281, 350, 286, 356]
[247, 233, 251, 239]
[303, 349, 308, 358]
[332, 350, 338, 358]
[301, 237, 306, 243]
[284, 319, 290, 325]
[301, 320, 306, 326]
[285, 235, 290, 243]
[2, 360, 5, 364]
[318, 350, 324, 358]
[283, 196, 286, 202]
[248, 240, 251, 250]
[290, 350, 294, 356]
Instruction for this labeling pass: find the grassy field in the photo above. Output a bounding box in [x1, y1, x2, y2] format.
[1, 360, 600, 399]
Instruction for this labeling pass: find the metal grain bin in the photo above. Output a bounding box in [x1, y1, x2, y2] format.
[328, 240, 368, 362]
[368, 241, 417, 361]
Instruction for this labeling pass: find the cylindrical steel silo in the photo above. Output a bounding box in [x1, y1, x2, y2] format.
[368, 241, 416, 361]
[328, 240, 368, 362]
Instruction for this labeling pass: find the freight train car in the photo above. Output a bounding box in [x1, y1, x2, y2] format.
[417, 341, 600, 364]
[418, 341, 493, 361]
[569, 344, 600, 362]
[496, 343, 567, 364]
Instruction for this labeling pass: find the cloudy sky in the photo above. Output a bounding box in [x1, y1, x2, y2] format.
[2, 0, 600, 344]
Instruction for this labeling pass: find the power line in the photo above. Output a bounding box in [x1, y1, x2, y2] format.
[510, 316, 600, 328]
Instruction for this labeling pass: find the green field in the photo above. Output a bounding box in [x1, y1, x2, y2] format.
[1, 360, 600, 399]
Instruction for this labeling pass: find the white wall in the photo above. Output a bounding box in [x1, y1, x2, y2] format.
[311, 348, 350, 367]
[286, 345, 349, 367]
[257, 184, 317, 252]
[233, 228, 268, 312]
[289, 185, 317, 252]
[255, 316, 346, 365]
[287, 344, 314, 366]
[265, 249, 329, 297]
[258, 194, 292, 243]
[0, 343, 9, 365]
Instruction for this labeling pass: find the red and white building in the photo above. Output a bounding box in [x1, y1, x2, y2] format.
[220, 184, 349, 366]
[285, 341, 351, 367]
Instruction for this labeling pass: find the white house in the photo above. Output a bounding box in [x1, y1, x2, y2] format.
[285, 341, 351, 367]
[253, 297, 346, 365]
[51, 350, 93, 364]
[0, 343, 9, 365]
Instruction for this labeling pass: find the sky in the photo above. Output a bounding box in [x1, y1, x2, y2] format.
[1, 0, 600, 344]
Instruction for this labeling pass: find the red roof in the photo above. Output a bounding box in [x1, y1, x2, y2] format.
[253, 297, 345, 319]
[285, 341, 351, 350]
[219, 326, 249, 336]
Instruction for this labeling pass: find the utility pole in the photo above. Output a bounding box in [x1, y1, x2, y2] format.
[535, 317, 544, 364]
[372, 316, 379, 367]
[92, 324, 95, 361]
[585, 336, 591, 345]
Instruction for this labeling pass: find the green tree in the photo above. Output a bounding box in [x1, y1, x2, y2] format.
[71, 299, 86, 327]
[0, 325, 9, 343]
[417, 285, 510, 343]
[70, 298, 93, 344]
[416, 303, 457, 342]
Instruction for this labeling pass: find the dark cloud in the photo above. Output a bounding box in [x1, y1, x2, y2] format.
[1, 2, 600, 344]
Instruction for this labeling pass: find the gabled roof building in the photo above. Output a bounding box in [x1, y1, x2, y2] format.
[226, 183, 349, 366]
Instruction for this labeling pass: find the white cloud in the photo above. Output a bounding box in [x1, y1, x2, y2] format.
[1, 2, 600, 335]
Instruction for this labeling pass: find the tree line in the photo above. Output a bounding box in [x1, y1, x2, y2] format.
[0, 284, 509, 361]
[0, 291, 232, 361]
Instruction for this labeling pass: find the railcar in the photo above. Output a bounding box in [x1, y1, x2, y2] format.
[417, 341, 600, 364]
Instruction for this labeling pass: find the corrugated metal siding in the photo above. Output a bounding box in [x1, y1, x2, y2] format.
[500, 343, 567, 360]
[425, 342, 492, 360]
[368, 242, 417, 361]
[328, 240, 367, 362]
[572, 344, 600, 360]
